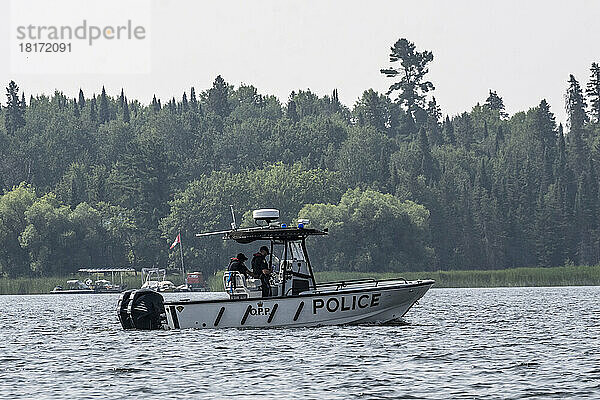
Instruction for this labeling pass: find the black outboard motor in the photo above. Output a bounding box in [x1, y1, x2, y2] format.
[118, 289, 166, 330]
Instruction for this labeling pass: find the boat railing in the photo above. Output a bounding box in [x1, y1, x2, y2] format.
[317, 278, 376, 287]
[316, 277, 410, 291]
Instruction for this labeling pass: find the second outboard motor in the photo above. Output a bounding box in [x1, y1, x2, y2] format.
[117, 290, 135, 329]
[118, 289, 165, 330]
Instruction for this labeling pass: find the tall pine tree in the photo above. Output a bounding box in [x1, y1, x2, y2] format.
[123, 97, 130, 123]
[586, 62, 600, 123]
[565, 76, 588, 176]
[380, 38, 435, 119]
[5, 81, 26, 135]
[189, 87, 198, 110]
[118, 88, 125, 110]
[89, 95, 97, 122]
[99, 86, 110, 124]
[565, 74, 587, 133]
[207, 75, 230, 117]
[442, 115, 455, 145]
[73, 98, 80, 117]
[151, 95, 160, 112]
[484, 90, 508, 118]
[78, 88, 85, 109]
[182, 92, 189, 112]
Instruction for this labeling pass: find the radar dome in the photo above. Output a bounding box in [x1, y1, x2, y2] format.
[253, 209, 280, 223]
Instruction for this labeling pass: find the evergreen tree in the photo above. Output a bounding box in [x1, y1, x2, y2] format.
[182, 92, 189, 112]
[586, 62, 600, 123]
[534, 100, 557, 171]
[535, 184, 564, 266]
[123, 97, 130, 123]
[190, 87, 198, 110]
[90, 95, 97, 122]
[483, 120, 489, 139]
[151, 95, 160, 112]
[565, 74, 587, 133]
[475, 158, 491, 190]
[427, 97, 442, 123]
[484, 90, 508, 118]
[287, 91, 299, 122]
[554, 125, 567, 179]
[331, 88, 340, 112]
[207, 75, 230, 117]
[574, 162, 598, 264]
[78, 89, 85, 109]
[494, 129, 500, 154]
[119, 88, 125, 109]
[73, 98, 80, 117]
[417, 127, 437, 182]
[99, 86, 109, 124]
[380, 38, 435, 118]
[5, 80, 26, 135]
[454, 112, 474, 149]
[426, 97, 442, 146]
[355, 89, 387, 131]
[54, 90, 67, 110]
[567, 122, 587, 177]
[442, 115, 455, 144]
[497, 125, 505, 143]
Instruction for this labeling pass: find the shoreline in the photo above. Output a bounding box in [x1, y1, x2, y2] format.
[1, 264, 599, 295]
[314, 265, 600, 290]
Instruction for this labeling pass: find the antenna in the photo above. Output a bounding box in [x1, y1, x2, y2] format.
[230, 205, 237, 230]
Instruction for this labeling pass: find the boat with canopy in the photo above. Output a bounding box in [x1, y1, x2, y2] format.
[117, 209, 434, 330]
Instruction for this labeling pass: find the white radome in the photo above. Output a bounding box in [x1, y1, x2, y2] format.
[253, 208, 280, 222]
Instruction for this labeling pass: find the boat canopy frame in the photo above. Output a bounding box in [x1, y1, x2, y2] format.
[196, 226, 327, 297]
[78, 268, 136, 285]
[197, 226, 327, 242]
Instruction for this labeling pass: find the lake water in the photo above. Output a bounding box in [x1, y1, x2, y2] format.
[1, 287, 599, 399]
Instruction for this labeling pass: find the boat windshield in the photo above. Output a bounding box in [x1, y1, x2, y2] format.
[288, 241, 305, 261]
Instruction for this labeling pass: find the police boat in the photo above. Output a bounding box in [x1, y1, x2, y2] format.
[118, 209, 434, 330]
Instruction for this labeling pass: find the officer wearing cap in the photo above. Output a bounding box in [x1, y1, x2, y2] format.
[227, 253, 252, 278]
[252, 245, 272, 297]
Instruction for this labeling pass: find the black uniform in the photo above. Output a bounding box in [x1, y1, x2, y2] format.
[251, 252, 271, 297]
[227, 257, 252, 278]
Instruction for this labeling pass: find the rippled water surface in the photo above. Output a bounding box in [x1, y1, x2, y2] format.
[1, 287, 599, 399]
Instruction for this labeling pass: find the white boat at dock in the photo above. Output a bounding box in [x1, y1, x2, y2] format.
[118, 209, 434, 330]
[140, 268, 176, 292]
[51, 268, 134, 294]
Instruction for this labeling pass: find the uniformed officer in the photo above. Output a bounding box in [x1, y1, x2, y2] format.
[251, 246, 271, 297]
[227, 253, 252, 278]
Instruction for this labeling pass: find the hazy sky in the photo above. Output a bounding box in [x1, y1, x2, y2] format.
[2, 0, 600, 123]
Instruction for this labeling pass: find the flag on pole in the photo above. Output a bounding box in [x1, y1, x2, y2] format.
[170, 233, 181, 249]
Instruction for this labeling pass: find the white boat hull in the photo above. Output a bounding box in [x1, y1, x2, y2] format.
[164, 280, 434, 329]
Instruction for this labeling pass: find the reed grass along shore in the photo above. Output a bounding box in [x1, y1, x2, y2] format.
[2, 265, 598, 295]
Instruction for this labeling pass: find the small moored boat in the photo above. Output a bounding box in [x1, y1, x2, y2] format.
[51, 279, 95, 294]
[52, 268, 133, 294]
[140, 268, 176, 292]
[117, 209, 434, 330]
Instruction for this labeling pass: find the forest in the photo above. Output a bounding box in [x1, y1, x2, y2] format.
[1, 38, 600, 278]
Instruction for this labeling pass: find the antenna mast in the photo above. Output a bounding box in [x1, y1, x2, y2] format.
[179, 229, 185, 285]
[230, 205, 237, 230]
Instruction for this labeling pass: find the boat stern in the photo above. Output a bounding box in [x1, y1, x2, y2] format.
[118, 289, 167, 330]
